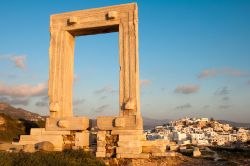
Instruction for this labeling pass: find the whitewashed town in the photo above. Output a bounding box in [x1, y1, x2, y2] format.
[145, 117, 250, 155]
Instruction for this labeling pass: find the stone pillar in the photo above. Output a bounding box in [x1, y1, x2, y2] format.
[48, 30, 75, 118]
[119, 4, 141, 120]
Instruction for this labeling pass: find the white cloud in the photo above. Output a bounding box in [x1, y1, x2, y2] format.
[218, 105, 231, 109]
[198, 67, 248, 79]
[10, 56, 26, 69]
[92, 104, 110, 113]
[74, 74, 80, 83]
[175, 85, 200, 94]
[35, 96, 85, 108]
[222, 96, 230, 101]
[203, 105, 210, 109]
[94, 85, 116, 94]
[176, 103, 192, 110]
[0, 55, 27, 69]
[140, 79, 151, 87]
[73, 99, 85, 106]
[215, 86, 230, 96]
[0, 96, 29, 106]
[35, 96, 48, 107]
[35, 101, 47, 107]
[198, 69, 217, 79]
[0, 82, 47, 97]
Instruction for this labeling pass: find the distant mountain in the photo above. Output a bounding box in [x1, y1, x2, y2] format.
[218, 120, 250, 128]
[0, 103, 44, 121]
[2, 102, 248, 130]
[143, 117, 171, 130]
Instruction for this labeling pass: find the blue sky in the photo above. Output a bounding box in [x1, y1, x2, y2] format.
[0, 0, 249, 122]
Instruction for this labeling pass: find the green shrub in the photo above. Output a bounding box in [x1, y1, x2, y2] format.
[0, 113, 45, 142]
[0, 150, 105, 166]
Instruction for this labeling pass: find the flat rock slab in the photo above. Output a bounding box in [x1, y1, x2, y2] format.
[0, 142, 23, 152]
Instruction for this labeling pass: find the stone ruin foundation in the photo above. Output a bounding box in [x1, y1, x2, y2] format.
[16, 3, 173, 158]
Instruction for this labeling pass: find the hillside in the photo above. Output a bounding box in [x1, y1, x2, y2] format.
[0, 103, 44, 121]
[218, 120, 250, 128]
[0, 113, 45, 142]
[0, 113, 25, 142]
[143, 117, 171, 129]
[0, 103, 45, 142]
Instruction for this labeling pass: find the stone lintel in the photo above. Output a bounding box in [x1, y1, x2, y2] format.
[97, 116, 116, 130]
[97, 116, 142, 130]
[45, 116, 89, 131]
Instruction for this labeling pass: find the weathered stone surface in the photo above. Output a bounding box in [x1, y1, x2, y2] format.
[36, 141, 54, 151]
[0, 116, 5, 125]
[23, 144, 36, 153]
[97, 116, 116, 130]
[142, 146, 166, 153]
[151, 152, 177, 157]
[58, 120, 69, 128]
[142, 140, 169, 146]
[45, 117, 89, 131]
[105, 134, 118, 156]
[97, 131, 106, 135]
[97, 134, 106, 141]
[19, 135, 63, 151]
[114, 117, 125, 127]
[179, 146, 187, 152]
[97, 147, 106, 152]
[17, 3, 145, 158]
[118, 140, 141, 147]
[111, 129, 143, 135]
[48, 3, 141, 124]
[30, 128, 71, 135]
[42, 130, 71, 135]
[105, 153, 113, 158]
[117, 153, 149, 159]
[170, 145, 179, 151]
[96, 151, 106, 158]
[193, 147, 201, 157]
[119, 134, 143, 141]
[116, 147, 142, 154]
[75, 131, 89, 147]
[0, 143, 23, 152]
[97, 141, 106, 147]
[30, 128, 43, 135]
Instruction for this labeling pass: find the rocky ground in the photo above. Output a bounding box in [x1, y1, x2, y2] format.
[102, 153, 250, 166]
[1, 143, 250, 166]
